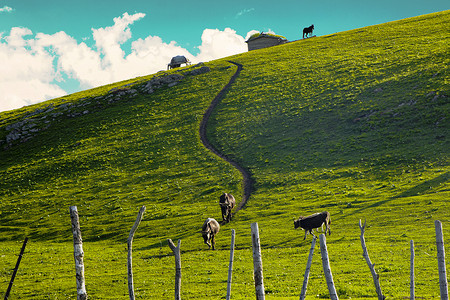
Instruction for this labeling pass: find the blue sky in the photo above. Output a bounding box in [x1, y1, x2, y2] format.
[0, 0, 448, 112]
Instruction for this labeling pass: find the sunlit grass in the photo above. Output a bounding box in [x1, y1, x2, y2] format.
[0, 10, 449, 299]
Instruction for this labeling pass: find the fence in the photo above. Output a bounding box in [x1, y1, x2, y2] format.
[3, 207, 448, 299]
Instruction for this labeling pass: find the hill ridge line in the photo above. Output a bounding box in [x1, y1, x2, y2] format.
[199, 61, 253, 213]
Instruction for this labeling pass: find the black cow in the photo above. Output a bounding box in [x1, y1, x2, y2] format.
[294, 211, 331, 240]
[219, 193, 235, 223]
[303, 24, 314, 39]
[201, 218, 220, 250]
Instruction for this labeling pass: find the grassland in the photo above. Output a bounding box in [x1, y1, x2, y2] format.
[0, 10, 449, 299]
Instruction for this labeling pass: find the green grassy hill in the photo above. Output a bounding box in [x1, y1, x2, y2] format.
[1, 10, 449, 299]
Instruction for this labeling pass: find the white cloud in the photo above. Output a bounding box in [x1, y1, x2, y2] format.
[0, 27, 66, 112]
[195, 28, 247, 62]
[0, 80, 66, 112]
[34, 30, 108, 88]
[0, 12, 253, 112]
[92, 12, 145, 68]
[5, 27, 32, 48]
[0, 6, 13, 13]
[235, 8, 255, 19]
[245, 30, 260, 40]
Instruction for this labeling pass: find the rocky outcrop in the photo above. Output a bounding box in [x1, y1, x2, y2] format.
[0, 64, 211, 149]
[141, 74, 184, 94]
[186, 66, 211, 76]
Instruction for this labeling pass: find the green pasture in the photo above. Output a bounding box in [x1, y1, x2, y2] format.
[1, 10, 449, 299]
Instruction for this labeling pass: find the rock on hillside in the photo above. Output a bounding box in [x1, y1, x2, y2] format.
[0, 64, 210, 149]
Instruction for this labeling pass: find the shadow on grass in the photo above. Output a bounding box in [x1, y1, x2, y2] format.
[393, 171, 448, 199]
[344, 171, 449, 218]
[137, 229, 203, 251]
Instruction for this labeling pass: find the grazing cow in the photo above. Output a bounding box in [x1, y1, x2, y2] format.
[167, 55, 190, 70]
[219, 193, 236, 223]
[201, 218, 220, 250]
[294, 211, 331, 240]
[303, 24, 314, 39]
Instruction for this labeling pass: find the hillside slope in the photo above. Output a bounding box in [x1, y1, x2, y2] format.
[1, 10, 449, 299]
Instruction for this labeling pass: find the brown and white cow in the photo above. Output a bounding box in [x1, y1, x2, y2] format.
[294, 211, 331, 240]
[201, 218, 220, 250]
[219, 193, 235, 223]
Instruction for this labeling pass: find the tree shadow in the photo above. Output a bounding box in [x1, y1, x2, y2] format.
[347, 171, 449, 217]
[393, 172, 448, 199]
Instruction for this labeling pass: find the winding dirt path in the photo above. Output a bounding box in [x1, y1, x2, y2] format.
[199, 61, 253, 212]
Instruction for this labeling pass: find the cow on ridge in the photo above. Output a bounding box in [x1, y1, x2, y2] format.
[294, 211, 331, 240]
[201, 218, 220, 250]
[303, 24, 314, 39]
[219, 193, 235, 223]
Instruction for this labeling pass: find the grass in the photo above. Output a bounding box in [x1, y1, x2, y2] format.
[247, 32, 287, 40]
[0, 10, 449, 299]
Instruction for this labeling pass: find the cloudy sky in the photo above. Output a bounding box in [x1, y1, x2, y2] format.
[0, 0, 448, 112]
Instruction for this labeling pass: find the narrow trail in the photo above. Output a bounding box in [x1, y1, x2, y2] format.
[199, 61, 253, 213]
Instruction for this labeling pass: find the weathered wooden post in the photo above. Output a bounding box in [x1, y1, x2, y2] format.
[127, 206, 146, 300]
[168, 239, 182, 300]
[410, 240, 415, 300]
[4, 237, 28, 300]
[359, 219, 385, 300]
[435, 220, 448, 300]
[70, 206, 88, 300]
[319, 234, 339, 300]
[300, 235, 317, 300]
[226, 229, 236, 300]
[251, 222, 265, 300]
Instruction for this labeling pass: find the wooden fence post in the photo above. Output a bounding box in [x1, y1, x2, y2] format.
[359, 219, 385, 300]
[300, 235, 317, 300]
[127, 206, 146, 300]
[4, 237, 28, 300]
[168, 239, 182, 300]
[226, 229, 236, 300]
[319, 234, 339, 300]
[70, 206, 88, 300]
[251, 222, 265, 300]
[410, 240, 415, 300]
[435, 220, 448, 300]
